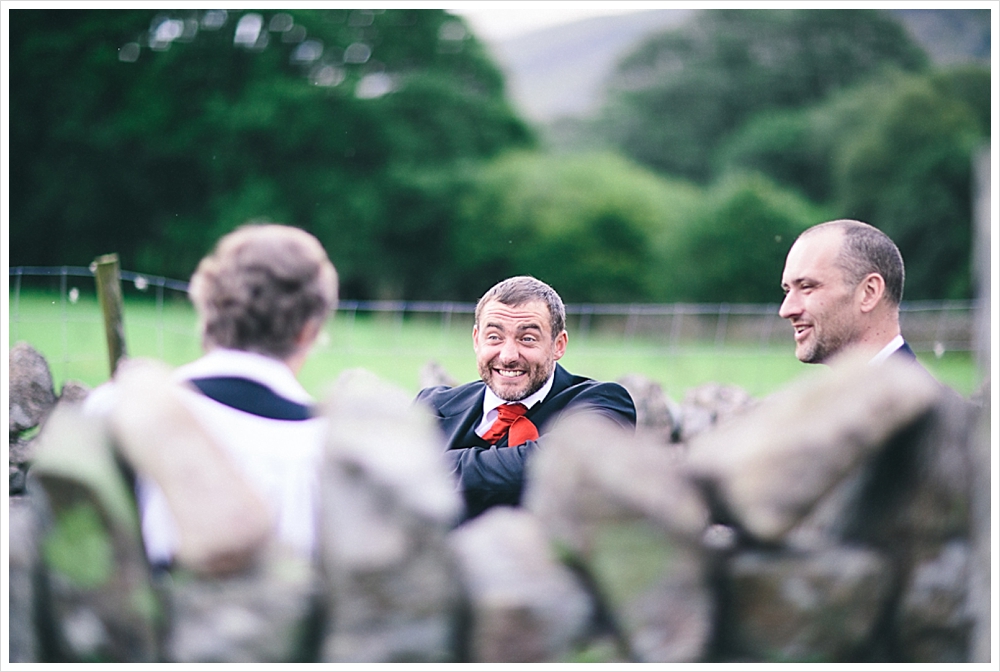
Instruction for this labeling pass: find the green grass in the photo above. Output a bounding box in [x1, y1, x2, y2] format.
[8, 289, 981, 401]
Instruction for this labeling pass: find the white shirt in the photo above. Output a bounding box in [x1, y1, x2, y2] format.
[474, 372, 555, 438]
[91, 349, 327, 566]
[869, 334, 906, 365]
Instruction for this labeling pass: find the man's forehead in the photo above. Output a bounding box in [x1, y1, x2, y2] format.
[783, 229, 844, 281]
[479, 300, 551, 327]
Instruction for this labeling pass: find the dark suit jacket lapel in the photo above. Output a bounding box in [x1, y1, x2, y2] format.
[435, 364, 575, 449]
[437, 384, 490, 448]
[520, 364, 573, 434]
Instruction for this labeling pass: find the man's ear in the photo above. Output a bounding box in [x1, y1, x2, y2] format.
[553, 330, 568, 360]
[857, 273, 886, 314]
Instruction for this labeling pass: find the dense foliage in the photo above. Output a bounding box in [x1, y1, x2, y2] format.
[592, 9, 987, 300]
[716, 66, 989, 300]
[9, 9, 989, 303]
[598, 9, 928, 183]
[9, 9, 533, 299]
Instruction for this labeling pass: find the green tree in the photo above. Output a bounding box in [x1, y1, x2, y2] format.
[832, 67, 988, 300]
[665, 173, 830, 303]
[718, 66, 988, 300]
[9, 9, 533, 298]
[449, 151, 701, 303]
[598, 9, 927, 182]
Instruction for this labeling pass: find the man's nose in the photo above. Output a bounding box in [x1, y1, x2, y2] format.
[499, 338, 520, 362]
[778, 292, 799, 319]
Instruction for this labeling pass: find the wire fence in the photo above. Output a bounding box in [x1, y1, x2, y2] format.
[8, 265, 981, 372]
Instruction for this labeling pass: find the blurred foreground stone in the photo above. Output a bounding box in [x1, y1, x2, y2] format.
[8, 493, 43, 662]
[164, 550, 322, 662]
[617, 373, 682, 447]
[317, 369, 463, 662]
[526, 416, 713, 663]
[724, 546, 893, 661]
[108, 359, 273, 575]
[419, 359, 459, 389]
[685, 354, 940, 543]
[9, 341, 57, 434]
[9, 342, 90, 495]
[30, 405, 161, 662]
[8, 349, 986, 663]
[448, 507, 594, 662]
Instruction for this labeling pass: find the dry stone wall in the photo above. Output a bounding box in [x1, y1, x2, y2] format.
[7, 342, 990, 663]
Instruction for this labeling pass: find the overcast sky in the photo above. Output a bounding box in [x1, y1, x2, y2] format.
[446, 1, 650, 42]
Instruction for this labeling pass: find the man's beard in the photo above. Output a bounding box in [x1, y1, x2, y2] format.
[479, 356, 552, 402]
[798, 322, 857, 364]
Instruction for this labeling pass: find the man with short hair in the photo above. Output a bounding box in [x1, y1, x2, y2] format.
[88, 223, 338, 568]
[779, 219, 916, 365]
[417, 276, 636, 522]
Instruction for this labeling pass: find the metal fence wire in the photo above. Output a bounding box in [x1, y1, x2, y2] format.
[8, 265, 980, 360]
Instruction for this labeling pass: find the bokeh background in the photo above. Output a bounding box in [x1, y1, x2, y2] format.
[7, 7, 991, 305]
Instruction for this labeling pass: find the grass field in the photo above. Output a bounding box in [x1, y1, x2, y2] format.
[8, 289, 982, 401]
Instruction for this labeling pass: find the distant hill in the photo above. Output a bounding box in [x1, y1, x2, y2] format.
[484, 9, 695, 123]
[485, 8, 990, 124]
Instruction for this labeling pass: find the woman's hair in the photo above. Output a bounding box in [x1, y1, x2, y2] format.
[189, 224, 338, 359]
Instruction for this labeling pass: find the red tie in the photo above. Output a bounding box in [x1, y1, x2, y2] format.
[482, 403, 539, 445]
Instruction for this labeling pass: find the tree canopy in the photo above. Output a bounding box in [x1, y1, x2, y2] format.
[598, 9, 928, 182]
[591, 9, 986, 301]
[9, 9, 987, 304]
[9, 9, 533, 299]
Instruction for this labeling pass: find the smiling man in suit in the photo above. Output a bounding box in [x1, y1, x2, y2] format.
[416, 276, 636, 522]
[779, 219, 917, 366]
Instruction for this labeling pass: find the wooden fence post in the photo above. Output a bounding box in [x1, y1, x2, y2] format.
[93, 253, 128, 376]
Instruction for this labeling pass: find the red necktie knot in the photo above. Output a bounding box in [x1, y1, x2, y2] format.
[482, 403, 531, 444]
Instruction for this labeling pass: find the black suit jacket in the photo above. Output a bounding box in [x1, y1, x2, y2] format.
[416, 363, 636, 521]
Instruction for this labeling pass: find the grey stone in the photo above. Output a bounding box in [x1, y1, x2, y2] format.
[419, 359, 458, 389]
[108, 358, 273, 575]
[10, 433, 34, 464]
[685, 354, 941, 543]
[676, 403, 715, 443]
[678, 382, 756, 442]
[448, 507, 594, 662]
[967, 383, 991, 664]
[834, 385, 975, 662]
[790, 382, 974, 551]
[164, 550, 322, 663]
[31, 404, 161, 662]
[317, 368, 463, 663]
[11, 433, 36, 495]
[59, 380, 92, 405]
[10, 461, 28, 494]
[8, 495, 42, 662]
[896, 540, 973, 663]
[854, 388, 974, 544]
[725, 546, 894, 662]
[9, 341, 58, 434]
[525, 415, 713, 663]
[617, 373, 682, 446]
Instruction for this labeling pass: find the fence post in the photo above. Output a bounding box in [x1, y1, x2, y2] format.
[93, 253, 128, 376]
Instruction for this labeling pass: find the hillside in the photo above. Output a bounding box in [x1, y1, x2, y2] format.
[486, 8, 991, 125]
[484, 9, 695, 123]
